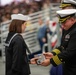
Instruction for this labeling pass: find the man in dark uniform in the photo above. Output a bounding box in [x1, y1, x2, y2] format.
[49, 0, 76, 75]
[40, 9, 76, 75]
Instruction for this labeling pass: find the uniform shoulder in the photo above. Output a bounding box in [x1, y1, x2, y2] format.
[12, 34, 23, 42]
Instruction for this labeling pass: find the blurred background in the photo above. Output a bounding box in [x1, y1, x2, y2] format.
[0, 0, 61, 23]
[0, 0, 62, 75]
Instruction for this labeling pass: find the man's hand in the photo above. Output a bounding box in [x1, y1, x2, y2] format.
[43, 52, 53, 59]
[40, 59, 50, 66]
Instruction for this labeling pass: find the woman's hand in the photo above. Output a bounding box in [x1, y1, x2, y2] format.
[30, 57, 38, 64]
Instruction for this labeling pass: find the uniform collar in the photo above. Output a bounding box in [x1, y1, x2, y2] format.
[67, 22, 76, 33]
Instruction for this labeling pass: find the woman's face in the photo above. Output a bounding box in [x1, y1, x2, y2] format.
[22, 22, 27, 33]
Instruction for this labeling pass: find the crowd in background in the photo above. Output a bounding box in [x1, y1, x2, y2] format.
[0, 0, 61, 56]
[0, 0, 61, 23]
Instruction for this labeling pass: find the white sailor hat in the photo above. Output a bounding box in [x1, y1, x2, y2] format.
[11, 14, 31, 21]
[60, 0, 76, 8]
[56, 9, 76, 23]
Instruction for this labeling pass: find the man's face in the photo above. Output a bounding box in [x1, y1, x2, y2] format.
[60, 5, 75, 30]
[60, 18, 74, 30]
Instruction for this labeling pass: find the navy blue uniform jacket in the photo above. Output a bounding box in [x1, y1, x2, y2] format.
[5, 32, 30, 75]
[50, 23, 76, 75]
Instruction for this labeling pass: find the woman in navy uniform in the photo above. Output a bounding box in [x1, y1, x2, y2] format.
[5, 14, 36, 75]
[41, 9, 76, 75]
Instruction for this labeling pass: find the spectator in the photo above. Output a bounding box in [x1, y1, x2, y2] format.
[42, 0, 51, 10]
[1, 13, 11, 22]
[37, 17, 45, 52]
[0, 0, 51, 23]
[11, 6, 20, 14]
[37, 17, 52, 52]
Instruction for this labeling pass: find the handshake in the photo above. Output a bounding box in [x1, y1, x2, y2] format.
[30, 52, 53, 66]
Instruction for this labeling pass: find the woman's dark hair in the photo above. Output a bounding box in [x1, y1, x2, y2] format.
[9, 20, 25, 33]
